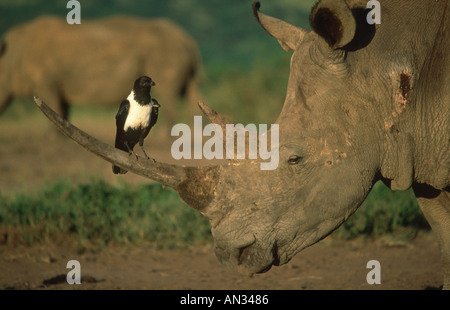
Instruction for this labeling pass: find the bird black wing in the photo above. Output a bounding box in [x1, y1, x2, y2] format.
[115, 99, 130, 125]
[149, 98, 160, 129]
[113, 99, 131, 174]
[114, 99, 130, 149]
[141, 98, 160, 141]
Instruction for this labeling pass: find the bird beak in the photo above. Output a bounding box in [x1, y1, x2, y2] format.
[151, 81, 156, 86]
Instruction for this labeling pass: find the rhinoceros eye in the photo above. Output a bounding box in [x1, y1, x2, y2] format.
[288, 155, 302, 165]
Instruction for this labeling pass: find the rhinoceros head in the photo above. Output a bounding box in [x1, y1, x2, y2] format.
[201, 1, 381, 275]
[35, 0, 386, 276]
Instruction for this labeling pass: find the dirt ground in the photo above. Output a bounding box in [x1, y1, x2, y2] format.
[0, 236, 442, 290]
[0, 234, 444, 290]
[0, 104, 445, 290]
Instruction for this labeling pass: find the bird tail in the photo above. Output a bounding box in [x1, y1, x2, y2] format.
[112, 164, 127, 174]
[113, 137, 129, 174]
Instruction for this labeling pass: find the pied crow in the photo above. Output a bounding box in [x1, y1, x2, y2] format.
[113, 76, 160, 174]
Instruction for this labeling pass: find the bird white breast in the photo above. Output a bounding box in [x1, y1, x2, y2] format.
[123, 91, 152, 131]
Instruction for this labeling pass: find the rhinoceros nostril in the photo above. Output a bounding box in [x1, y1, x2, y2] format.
[237, 238, 257, 266]
[238, 244, 272, 274]
[214, 234, 256, 266]
[238, 240, 279, 274]
[238, 245, 251, 265]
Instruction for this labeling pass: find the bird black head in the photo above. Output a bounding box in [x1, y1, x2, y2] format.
[134, 76, 155, 91]
[132, 76, 155, 104]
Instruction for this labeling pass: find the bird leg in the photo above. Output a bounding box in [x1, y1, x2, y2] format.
[139, 141, 155, 162]
[124, 141, 139, 160]
[140, 144, 150, 160]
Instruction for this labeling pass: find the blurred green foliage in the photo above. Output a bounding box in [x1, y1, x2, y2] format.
[334, 182, 429, 240]
[0, 180, 211, 248]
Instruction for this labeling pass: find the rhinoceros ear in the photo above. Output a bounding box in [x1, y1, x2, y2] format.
[252, 1, 309, 52]
[310, 0, 356, 49]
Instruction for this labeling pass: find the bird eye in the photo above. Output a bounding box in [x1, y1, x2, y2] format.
[288, 155, 302, 165]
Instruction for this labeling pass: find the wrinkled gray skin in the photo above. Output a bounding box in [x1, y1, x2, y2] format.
[35, 0, 449, 288]
[0, 16, 202, 125]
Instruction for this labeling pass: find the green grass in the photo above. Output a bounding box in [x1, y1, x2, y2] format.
[333, 181, 429, 240]
[0, 180, 211, 248]
[0, 179, 429, 248]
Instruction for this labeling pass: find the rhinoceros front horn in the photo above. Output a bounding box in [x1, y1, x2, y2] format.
[33, 96, 220, 212]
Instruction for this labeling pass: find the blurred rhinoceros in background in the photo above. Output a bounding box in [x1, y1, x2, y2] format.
[0, 15, 203, 128]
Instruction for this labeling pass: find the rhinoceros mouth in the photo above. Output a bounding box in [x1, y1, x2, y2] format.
[233, 231, 317, 276]
[237, 246, 273, 275]
[214, 235, 280, 276]
[233, 240, 281, 276]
